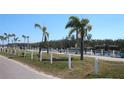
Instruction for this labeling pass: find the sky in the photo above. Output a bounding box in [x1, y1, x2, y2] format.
[0, 14, 124, 43]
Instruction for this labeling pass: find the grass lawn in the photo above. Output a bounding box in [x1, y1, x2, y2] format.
[0, 51, 124, 79]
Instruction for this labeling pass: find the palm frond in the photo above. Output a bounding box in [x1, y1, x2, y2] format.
[0, 35, 4, 39]
[14, 37, 19, 41]
[12, 34, 16, 37]
[87, 24, 92, 31]
[3, 36, 7, 40]
[65, 16, 81, 29]
[81, 18, 89, 26]
[4, 33, 7, 36]
[27, 36, 29, 38]
[34, 23, 42, 30]
[87, 34, 92, 40]
[42, 26, 47, 33]
[22, 35, 26, 38]
[65, 21, 74, 28]
[8, 34, 12, 37]
[69, 16, 80, 22]
[68, 28, 77, 37]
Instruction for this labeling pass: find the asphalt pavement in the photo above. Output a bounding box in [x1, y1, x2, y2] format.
[0, 55, 58, 79]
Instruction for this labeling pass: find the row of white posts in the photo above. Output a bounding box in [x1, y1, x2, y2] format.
[30, 49, 99, 72]
[0, 47, 6, 52]
[0, 47, 18, 55]
[0, 47, 99, 72]
[0, 47, 100, 72]
[30, 50, 72, 69]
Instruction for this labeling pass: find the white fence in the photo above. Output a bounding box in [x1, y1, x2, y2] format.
[0, 47, 73, 69]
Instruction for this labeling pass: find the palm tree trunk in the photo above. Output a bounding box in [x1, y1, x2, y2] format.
[39, 42, 42, 56]
[2, 40, 4, 48]
[24, 38, 25, 43]
[47, 42, 49, 54]
[75, 31, 78, 54]
[27, 38, 29, 49]
[80, 34, 84, 60]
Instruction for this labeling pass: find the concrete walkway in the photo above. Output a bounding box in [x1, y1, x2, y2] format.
[0, 55, 58, 79]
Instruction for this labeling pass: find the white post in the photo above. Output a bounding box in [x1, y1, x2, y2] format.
[67, 48, 69, 54]
[13, 49, 14, 55]
[3, 48, 5, 53]
[25, 50, 27, 57]
[40, 50, 43, 62]
[101, 49, 103, 56]
[66, 48, 69, 56]
[94, 57, 99, 74]
[7, 48, 9, 53]
[31, 51, 33, 60]
[91, 49, 93, 55]
[3, 48, 5, 52]
[113, 50, 115, 57]
[68, 54, 72, 69]
[50, 52, 53, 64]
[14, 49, 16, 55]
[4, 48, 6, 53]
[17, 49, 20, 56]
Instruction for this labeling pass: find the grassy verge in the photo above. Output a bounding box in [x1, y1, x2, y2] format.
[0, 51, 124, 79]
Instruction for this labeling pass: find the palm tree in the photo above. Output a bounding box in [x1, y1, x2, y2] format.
[26, 36, 29, 49]
[34, 23, 49, 53]
[22, 35, 26, 43]
[0, 35, 7, 48]
[0, 35, 4, 45]
[10, 34, 16, 54]
[14, 37, 19, 43]
[4, 33, 12, 44]
[18, 39, 21, 43]
[13, 37, 19, 54]
[11, 34, 16, 44]
[26, 36, 29, 43]
[65, 21, 80, 54]
[4, 33, 8, 44]
[8, 34, 12, 44]
[65, 16, 92, 60]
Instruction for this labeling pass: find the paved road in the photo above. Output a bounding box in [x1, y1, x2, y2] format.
[51, 51, 124, 62]
[0, 55, 57, 79]
[84, 55, 124, 62]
